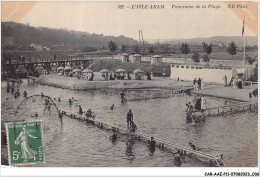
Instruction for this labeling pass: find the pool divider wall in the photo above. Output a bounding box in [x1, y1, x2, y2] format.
[193, 102, 258, 119]
[60, 110, 225, 167]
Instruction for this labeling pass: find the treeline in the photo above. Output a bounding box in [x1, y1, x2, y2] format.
[1, 22, 138, 51]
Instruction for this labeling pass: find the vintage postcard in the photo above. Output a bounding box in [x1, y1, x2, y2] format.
[0, 0, 259, 175]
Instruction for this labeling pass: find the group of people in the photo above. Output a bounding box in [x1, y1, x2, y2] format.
[106, 72, 132, 81]
[193, 78, 204, 90]
[79, 73, 94, 81]
[78, 105, 94, 118]
[186, 94, 207, 112]
[186, 95, 207, 123]
[229, 76, 244, 89]
[6, 81, 22, 99]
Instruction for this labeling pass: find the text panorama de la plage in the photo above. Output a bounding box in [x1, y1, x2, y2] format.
[118, 4, 248, 10]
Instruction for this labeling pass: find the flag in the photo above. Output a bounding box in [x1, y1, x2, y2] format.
[242, 17, 245, 36]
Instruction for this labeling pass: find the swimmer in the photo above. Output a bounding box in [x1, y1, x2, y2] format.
[174, 150, 182, 166]
[85, 109, 93, 118]
[110, 104, 114, 111]
[189, 142, 199, 151]
[110, 128, 118, 142]
[16, 89, 20, 97]
[129, 121, 137, 133]
[23, 91, 27, 98]
[120, 91, 125, 103]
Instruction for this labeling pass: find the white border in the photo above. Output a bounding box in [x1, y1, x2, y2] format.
[1, 0, 259, 176]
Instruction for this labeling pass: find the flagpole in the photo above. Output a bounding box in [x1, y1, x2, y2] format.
[243, 16, 246, 78]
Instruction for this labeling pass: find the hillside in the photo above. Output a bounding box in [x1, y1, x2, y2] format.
[1, 22, 138, 48]
[149, 36, 258, 47]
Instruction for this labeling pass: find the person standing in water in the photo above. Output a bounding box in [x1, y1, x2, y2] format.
[149, 137, 156, 154]
[130, 121, 137, 133]
[120, 91, 126, 103]
[23, 91, 27, 98]
[78, 105, 83, 115]
[126, 110, 133, 127]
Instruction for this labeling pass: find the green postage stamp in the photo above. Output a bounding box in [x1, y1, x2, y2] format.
[6, 120, 45, 166]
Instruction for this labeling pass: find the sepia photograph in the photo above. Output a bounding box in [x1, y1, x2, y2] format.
[0, 1, 259, 175]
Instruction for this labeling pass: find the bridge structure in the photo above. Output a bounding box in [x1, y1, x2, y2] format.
[2, 55, 92, 77]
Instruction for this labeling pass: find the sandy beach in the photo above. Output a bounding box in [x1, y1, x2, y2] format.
[35, 73, 194, 90]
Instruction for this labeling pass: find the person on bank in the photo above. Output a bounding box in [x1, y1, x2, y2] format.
[223, 75, 227, 87]
[126, 110, 133, 127]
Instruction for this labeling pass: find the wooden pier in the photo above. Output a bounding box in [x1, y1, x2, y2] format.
[2, 56, 91, 77]
[59, 109, 225, 167]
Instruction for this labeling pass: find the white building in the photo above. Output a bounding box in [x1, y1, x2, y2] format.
[170, 64, 236, 84]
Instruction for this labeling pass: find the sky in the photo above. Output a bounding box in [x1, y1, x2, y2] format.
[2, 1, 258, 40]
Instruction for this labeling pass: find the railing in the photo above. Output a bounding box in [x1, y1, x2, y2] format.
[125, 88, 193, 101]
[194, 102, 258, 118]
[5, 56, 86, 65]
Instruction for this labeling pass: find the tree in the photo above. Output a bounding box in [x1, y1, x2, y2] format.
[202, 54, 210, 63]
[121, 45, 127, 52]
[192, 52, 200, 63]
[161, 44, 169, 53]
[148, 47, 154, 54]
[226, 41, 237, 59]
[180, 42, 190, 64]
[108, 41, 117, 59]
[245, 55, 257, 65]
[132, 45, 139, 54]
[202, 42, 212, 63]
